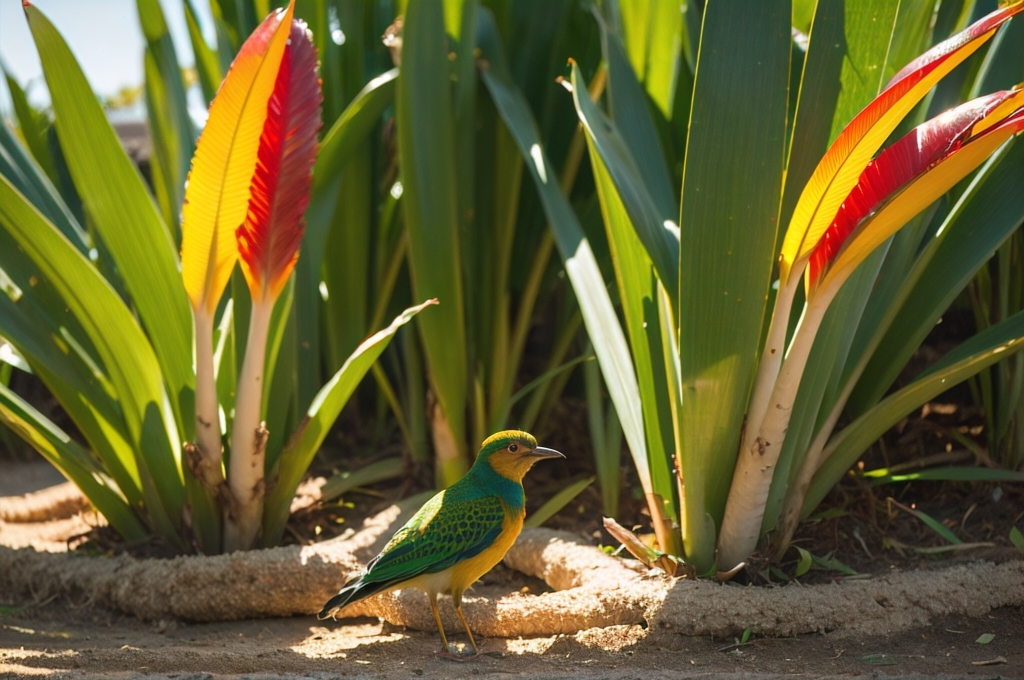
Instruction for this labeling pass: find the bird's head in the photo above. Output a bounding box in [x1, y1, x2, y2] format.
[474, 430, 564, 482]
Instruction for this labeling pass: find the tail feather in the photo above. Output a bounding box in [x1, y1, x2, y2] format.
[317, 577, 392, 620]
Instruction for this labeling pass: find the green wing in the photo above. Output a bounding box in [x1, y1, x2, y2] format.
[362, 491, 505, 585]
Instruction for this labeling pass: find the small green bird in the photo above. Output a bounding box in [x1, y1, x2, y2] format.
[319, 430, 563, 657]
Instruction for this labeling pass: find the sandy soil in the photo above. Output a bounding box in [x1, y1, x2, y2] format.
[2, 601, 1022, 679]
[3, 460, 1023, 679]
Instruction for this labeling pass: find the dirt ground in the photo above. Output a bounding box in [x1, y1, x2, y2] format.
[2, 600, 1022, 679]
[3, 460, 1023, 679]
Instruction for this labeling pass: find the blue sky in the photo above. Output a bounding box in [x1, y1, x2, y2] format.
[0, 0, 215, 114]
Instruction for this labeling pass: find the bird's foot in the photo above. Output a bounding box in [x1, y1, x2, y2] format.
[437, 642, 481, 661]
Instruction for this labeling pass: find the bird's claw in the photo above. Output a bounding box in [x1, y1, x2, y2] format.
[437, 643, 481, 661]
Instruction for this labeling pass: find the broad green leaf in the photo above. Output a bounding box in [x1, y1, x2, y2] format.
[25, 4, 195, 438]
[677, 0, 790, 572]
[526, 476, 595, 528]
[583, 113, 679, 544]
[0, 176, 183, 542]
[262, 299, 437, 545]
[397, 0, 469, 483]
[477, 9, 650, 510]
[0, 383, 147, 541]
[806, 308, 1024, 516]
[616, 0, 684, 119]
[1010, 526, 1024, 551]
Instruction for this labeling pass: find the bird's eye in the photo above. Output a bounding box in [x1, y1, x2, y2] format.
[508, 444, 518, 453]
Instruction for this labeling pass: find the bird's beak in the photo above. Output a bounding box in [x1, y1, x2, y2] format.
[530, 446, 565, 459]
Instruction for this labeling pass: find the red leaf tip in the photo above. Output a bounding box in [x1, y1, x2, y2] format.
[21, 1, 31, 7]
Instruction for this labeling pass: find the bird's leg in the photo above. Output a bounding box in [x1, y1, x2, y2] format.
[454, 602, 480, 656]
[428, 592, 452, 655]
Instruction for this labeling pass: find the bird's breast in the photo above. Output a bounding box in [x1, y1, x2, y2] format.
[449, 502, 525, 595]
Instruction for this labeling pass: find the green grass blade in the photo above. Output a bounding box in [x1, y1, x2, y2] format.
[676, 0, 791, 573]
[806, 309, 1024, 516]
[0, 383, 147, 541]
[0, 176, 183, 543]
[890, 500, 962, 545]
[2, 67, 57, 184]
[398, 1, 469, 483]
[0, 111, 87, 253]
[262, 299, 436, 546]
[25, 4, 195, 439]
[581, 104, 679, 547]
[296, 68, 397, 409]
[526, 476, 595, 528]
[569, 61, 679, 310]
[184, 0, 222, 106]
[138, 0, 195, 243]
[866, 467, 1024, 484]
[321, 457, 405, 502]
[477, 11, 650, 502]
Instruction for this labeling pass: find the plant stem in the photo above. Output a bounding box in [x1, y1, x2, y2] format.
[224, 299, 273, 552]
[742, 269, 803, 458]
[192, 307, 225, 493]
[717, 286, 835, 572]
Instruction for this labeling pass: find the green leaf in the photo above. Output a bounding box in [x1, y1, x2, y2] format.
[261, 299, 437, 546]
[976, 633, 995, 644]
[806, 309, 1024, 516]
[296, 68, 397, 410]
[2, 66, 56, 183]
[398, 0, 469, 482]
[25, 4, 195, 439]
[138, 0, 195, 242]
[615, 0, 684, 119]
[795, 546, 812, 576]
[576, 85, 679, 541]
[321, 457, 405, 502]
[184, 0, 222, 106]
[865, 467, 1024, 484]
[1010, 526, 1024, 551]
[569, 60, 679, 310]
[0, 107, 87, 252]
[0, 175, 183, 545]
[0, 382, 147, 542]
[526, 476, 594, 528]
[676, 0, 790, 573]
[893, 501, 962, 545]
[477, 10, 650, 510]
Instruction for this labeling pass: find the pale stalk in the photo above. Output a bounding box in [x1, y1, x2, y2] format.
[191, 306, 225, 492]
[224, 299, 273, 552]
[742, 266, 804, 457]
[717, 285, 837, 572]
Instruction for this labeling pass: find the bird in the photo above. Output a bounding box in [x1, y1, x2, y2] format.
[318, 430, 564, 658]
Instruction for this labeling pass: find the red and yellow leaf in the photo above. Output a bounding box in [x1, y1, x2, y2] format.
[808, 89, 1024, 295]
[779, 1, 1023, 283]
[180, 1, 294, 313]
[236, 20, 322, 303]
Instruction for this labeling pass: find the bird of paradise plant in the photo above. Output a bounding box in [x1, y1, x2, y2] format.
[0, 0, 434, 554]
[481, 0, 1024, 575]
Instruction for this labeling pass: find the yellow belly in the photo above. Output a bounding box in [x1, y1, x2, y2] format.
[448, 504, 524, 598]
